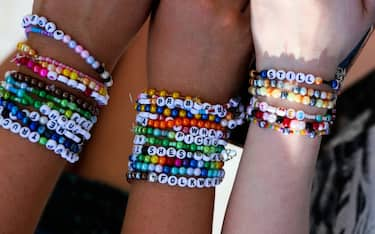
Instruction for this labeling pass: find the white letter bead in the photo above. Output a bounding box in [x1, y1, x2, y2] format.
[30, 111, 40, 121]
[19, 127, 31, 138]
[47, 71, 58, 80]
[175, 132, 185, 141]
[30, 14, 39, 25]
[188, 178, 197, 188]
[168, 176, 178, 186]
[28, 132, 40, 143]
[77, 83, 86, 92]
[166, 147, 177, 157]
[48, 110, 60, 120]
[176, 149, 186, 159]
[305, 74, 315, 84]
[67, 79, 78, 88]
[174, 99, 184, 108]
[57, 116, 68, 126]
[158, 173, 168, 184]
[9, 112, 17, 121]
[178, 177, 188, 187]
[197, 178, 205, 188]
[46, 120, 58, 130]
[37, 16, 47, 27]
[133, 145, 142, 154]
[45, 22, 56, 33]
[194, 136, 204, 145]
[46, 139, 57, 151]
[157, 147, 166, 156]
[10, 122, 21, 134]
[54, 144, 66, 155]
[296, 73, 306, 83]
[156, 97, 165, 106]
[53, 30, 64, 40]
[276, 70, 286, 80]
[183, 99, 194, 110]
[165, 97, 175, 109]
[2, 118, 12, 129]
[148, 172, 158, 183]
[286, 71, 296, 81]
[22, 15, 32, 27]
[56, 126, 65, 135]
[205, 178, 213, 188]
[40, 105, 51, 115]
[267, 69, 277, 79]
[189, 127, 199, 136]
[184, 135, 194, 144]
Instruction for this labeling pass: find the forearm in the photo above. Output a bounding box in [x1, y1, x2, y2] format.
[223, 58, 337, 233]
[0, 1, 152, 233]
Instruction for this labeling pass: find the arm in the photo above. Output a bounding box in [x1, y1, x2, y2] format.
[122, 0, 252, 233]
[223, 0, 375, 233]
[0, 1, 152, 233]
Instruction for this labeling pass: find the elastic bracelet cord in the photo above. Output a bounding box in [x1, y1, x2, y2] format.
[8, 71, 99, 116]
[22, 15, 113, 87]
[126, 171, 223, 188]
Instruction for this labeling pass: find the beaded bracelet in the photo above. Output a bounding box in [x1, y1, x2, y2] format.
[3, 79, 95, 119]
[136, 115, 226, 131]
[129, 161, 225, 178]
[134, 125, 227, 140]
[248, 97, 335, 122]
[15, 43, 107, 95]
[9, 71, 99, 116]
[1, 82, 96, 123]
[13, 55, 109, 105]
[0, 97, 89, 143]
[249, 118, 330, 138]
[132, 145, 225, 162]
[134, 127, 227, 147]
[248, 86, 336, 109]
[0, 89, 95, 132]
[22, 15, 113, 87]
[249, 69, 341, 91]
[131, 154, 224, 170]
[249, 78, 337, 101]
[126, 172, 223, 188]
[0, 106, 82, 154]
[0, 116, 79, 163]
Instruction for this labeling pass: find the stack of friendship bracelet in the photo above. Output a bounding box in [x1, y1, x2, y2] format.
[247, 69, 339, 138]
[127, 89, 245, 188]
[0, 14, 112, 163]
[21, 14, 113, 87]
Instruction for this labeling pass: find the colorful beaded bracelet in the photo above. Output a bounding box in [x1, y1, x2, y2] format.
[0, 89, 95, 132]
[132, 145, 225, 162]
[133, 126, 227, 147]
[249, 69, 341, 91]
[0, 106, 82, 154]
[126, 172, 223, 188]
[1, 82, 95, 122]
[8, 71, 99, 116]
[134, 125, 226, 140]
[0, 116, 79, 163]
[248, 97, 335, 122]
[249, 78, 337, 101]
[0, 97, 90, 142]
[13, 55, 109, 105]
[22, 15, 113, 87]
[128, 161, 225, 178]
[15, 43, 107, 94]
[248, 86, 336, 109]
[249, 118, 330, 138]
[130, 154, 224, 170]
[3, 79, 95, 119]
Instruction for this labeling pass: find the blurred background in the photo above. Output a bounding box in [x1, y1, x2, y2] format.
[0, 1, 374, 234]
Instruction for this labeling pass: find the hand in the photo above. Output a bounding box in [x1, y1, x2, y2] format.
[148, 0, 252, 102]
[251, 0, 375, 77]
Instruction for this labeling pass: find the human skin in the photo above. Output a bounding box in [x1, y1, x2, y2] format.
[223, 0, 375, 233]
[121, 0, 252, 233]
[0, 1, 152, 233]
